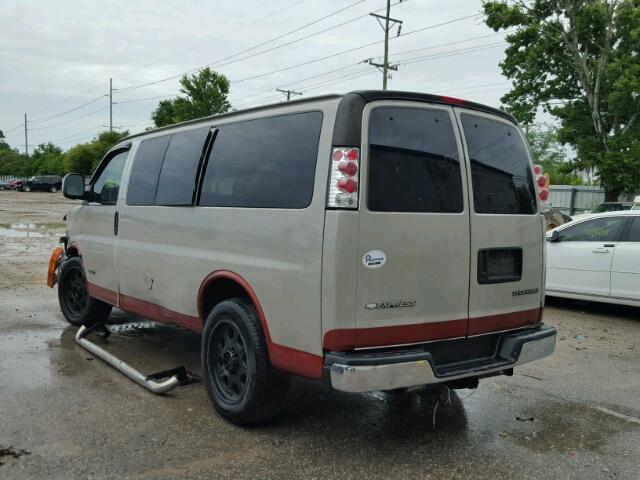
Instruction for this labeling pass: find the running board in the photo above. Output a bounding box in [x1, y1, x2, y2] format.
[75, 325, 196, 395]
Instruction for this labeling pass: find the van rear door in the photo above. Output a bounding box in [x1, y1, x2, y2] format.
[456, 110, 543, 335]
[354, 102, 471, 348]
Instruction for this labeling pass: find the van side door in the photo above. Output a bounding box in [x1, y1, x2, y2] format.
[71, 148, 130, 300]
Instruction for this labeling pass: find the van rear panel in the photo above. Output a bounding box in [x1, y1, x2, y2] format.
[323, 93, 544, 351]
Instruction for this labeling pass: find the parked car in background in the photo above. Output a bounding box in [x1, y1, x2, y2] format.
[0, 180, 9, 190]
[546, 210, 640, 307]
[570, 201, 633, 222]
[19, 175, 62, 192]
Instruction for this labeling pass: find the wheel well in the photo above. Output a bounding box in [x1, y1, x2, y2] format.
[199, 278, 250, 323]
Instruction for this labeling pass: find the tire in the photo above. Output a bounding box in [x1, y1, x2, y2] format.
[202, 298, 290, 425]
[50, 186, 58, 193]
[23, 186, 31, 192]
[57, 256, 112, 327]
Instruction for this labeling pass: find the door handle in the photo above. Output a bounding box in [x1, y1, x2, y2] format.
[592, 247, 609, 254]
[603, 243, 615, 248]
[114, 211, 119, 236]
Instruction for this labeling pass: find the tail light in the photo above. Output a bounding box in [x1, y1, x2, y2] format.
[533, 164, 549, 205]
[327, 147, 359, 209]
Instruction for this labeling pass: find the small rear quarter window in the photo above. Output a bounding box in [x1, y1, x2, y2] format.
[461, 114, 536, 215]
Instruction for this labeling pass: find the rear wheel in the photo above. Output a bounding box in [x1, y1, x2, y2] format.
[202, 298, 290, 425]
[23, 185, 31, 192]
[57, 256, 112, 327]
[50, 186, 58, 193]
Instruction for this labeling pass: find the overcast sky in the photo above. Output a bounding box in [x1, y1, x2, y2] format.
[0, 0, 514, 152]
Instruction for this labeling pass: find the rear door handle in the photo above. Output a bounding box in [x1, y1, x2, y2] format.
[114, 211, 119, 236]
[603, 243, 615, 248]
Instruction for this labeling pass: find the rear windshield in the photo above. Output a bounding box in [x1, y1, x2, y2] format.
[461, 114, 536, 215]
[368, 107, 463, 213]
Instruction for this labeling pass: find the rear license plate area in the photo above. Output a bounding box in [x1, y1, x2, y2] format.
[478, 248, 522, 284]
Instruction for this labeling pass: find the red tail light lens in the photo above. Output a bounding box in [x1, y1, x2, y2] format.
[327, 147, 360, 209]
[533, 164, 548, 205]
[539, 188, 549, 202]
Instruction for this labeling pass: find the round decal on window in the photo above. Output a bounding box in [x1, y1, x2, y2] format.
[362, 250, 386, 269]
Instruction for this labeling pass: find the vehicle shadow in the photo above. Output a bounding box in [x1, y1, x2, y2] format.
[545, 295, 640, 322]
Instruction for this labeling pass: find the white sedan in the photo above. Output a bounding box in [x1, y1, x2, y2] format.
[546, 211, 640, 307]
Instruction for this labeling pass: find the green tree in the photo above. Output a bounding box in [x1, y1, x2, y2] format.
[63, 130, 129, 175]
[483, 0, 640, 199]
[151, 68, 231, 127]
[31, 143, 64, 175]
[526, 124, 585, 185]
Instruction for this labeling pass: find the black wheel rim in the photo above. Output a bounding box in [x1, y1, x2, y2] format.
[209, 319, 249, 404]
[63, 268, 88, 317]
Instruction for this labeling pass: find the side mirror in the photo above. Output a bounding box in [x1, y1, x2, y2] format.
[547, 230, 560, 242]
[62, 174, 86, 200]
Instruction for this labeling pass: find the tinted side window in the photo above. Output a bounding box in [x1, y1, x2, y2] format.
[624, 217, 640, 242]
[559, 217, 626, 242]
[155, 127, 209, 206]
[126, 136, 170, 206]
[368, 107, 463, 213]
[92, 150, 128, 204]
[461, 114, 537, 214]
[199, 112, 323, 208]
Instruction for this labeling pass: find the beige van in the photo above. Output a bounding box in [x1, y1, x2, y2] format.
[50, 90, 556, 424]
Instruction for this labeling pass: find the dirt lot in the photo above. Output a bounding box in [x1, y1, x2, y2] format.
[1, 192, 640, 479]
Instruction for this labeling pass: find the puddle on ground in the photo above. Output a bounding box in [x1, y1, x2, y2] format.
[0, 223, 62, 238]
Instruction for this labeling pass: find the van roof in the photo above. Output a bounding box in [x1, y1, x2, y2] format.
[119, 90, 517, 143]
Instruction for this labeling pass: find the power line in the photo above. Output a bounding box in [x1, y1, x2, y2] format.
[29, 105, 109, 131]
[276, 88, 303, 101]
[128, 0, 309, 75]
[116, 0, 371, 93]
[229, 13, 481, 85]
[28, 93, 107, 125]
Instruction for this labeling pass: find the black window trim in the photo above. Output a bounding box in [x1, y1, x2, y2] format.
[153, 126, 213, 207]
[87, 143, 132, 205]
[618, 215, 639, 242]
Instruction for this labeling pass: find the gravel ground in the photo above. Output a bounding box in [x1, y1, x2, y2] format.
[1, 192, 639, 480]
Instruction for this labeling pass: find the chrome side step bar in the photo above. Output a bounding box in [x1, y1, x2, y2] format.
[75, 325, 184, 395]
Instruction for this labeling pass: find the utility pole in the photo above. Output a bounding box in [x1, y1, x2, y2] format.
[367, 0, 403, 90]
[276, 88, 302, 101]
[24, 114, 28, 157]
[109, 78, 113, 132]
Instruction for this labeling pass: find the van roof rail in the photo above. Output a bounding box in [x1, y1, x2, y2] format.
[118, 90, 516, 144]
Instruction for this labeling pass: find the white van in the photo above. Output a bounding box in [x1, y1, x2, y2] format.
[50, 91, 556, 424]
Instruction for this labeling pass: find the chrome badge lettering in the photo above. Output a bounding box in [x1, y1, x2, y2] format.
[512, 287, 539, 297]
[365, 299, 416, 310]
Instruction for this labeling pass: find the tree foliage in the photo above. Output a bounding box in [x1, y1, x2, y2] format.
[151, 68, 232, 127]
[483, 0, 640, 198]
[63, 130, 130, 175]
[0, 130, 129, 177]
[526, 124, 585, 184]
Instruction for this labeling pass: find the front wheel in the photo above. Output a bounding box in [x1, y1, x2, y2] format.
[57, 256, 112, 326]
[23, 186, 31, 192]
[50, 186, 58, 193]
[202, 298, 290, 425]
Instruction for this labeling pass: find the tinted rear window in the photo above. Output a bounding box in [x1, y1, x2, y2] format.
[199, 111, 323, 208]
[368, 107, 463, 213]
[461, 114, 536, 214]
[624, 217, 640, 242]
[155, 127, 209, 206]
[126, 135, 170, 206]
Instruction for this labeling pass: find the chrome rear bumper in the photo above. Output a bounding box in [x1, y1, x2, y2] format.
[327, 324, 556, 393]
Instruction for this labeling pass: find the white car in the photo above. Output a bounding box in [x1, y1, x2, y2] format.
[546, 210, 640, 306]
